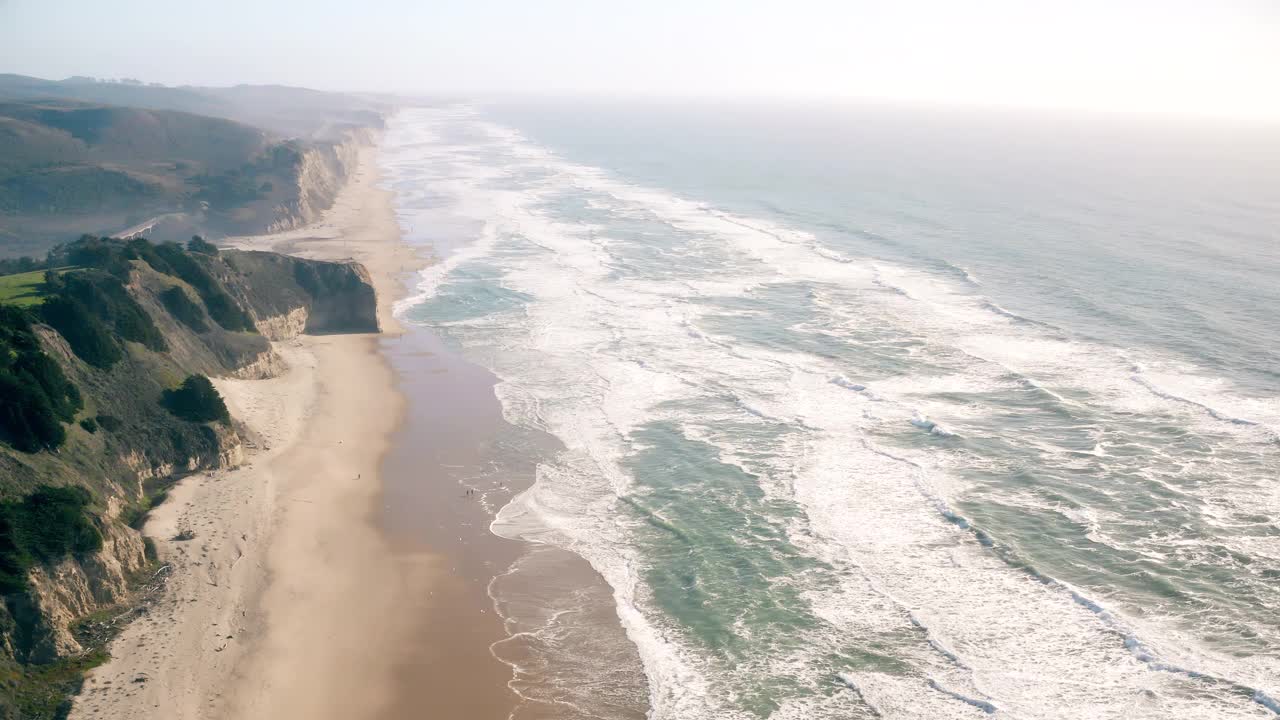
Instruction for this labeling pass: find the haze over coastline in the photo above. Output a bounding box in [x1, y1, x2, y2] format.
[3, 0, 1279, 121]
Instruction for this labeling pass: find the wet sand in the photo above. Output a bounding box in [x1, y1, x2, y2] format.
[375, 328, 525, 719]
[378, 322, 648, 720]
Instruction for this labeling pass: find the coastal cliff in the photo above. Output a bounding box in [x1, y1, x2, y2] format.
[225, 248, 379, 334]
[0, 236, 378, 718]
[264, 129, 375, 234]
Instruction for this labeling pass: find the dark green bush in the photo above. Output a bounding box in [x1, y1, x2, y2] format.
[161, 375, 229, 424]
[0, 306, 83, 452]
[78, 418, 97, 433]
[94, 415, 122, 432]
[0, 486, 102, 595]
[38, 296, 121, 369]
[187, 236, 219, 255]
[202, 292, 253, 332]
[61, 236, 131, 277]
[0, 256, 47, 277]
[25, 353, 81, 420]
[152, 243, 206, 285]
[123, 237, 175, 275]
[0, 375, 66, 453]
[159, 286, 208, 333]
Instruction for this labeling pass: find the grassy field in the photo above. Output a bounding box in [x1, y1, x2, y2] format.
[0, 269, 49, 306]
[0, 267, 83, 307]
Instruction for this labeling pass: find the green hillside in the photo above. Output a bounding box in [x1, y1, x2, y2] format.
[0, 270, 50, 307]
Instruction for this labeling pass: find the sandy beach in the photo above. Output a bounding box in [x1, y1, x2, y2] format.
[69, 142, 454, 720]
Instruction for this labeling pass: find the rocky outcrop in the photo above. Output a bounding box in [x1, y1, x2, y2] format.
[254, 305, 309, 341]
[228, 346, 289, 380]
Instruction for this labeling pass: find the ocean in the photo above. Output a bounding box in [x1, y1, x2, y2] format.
[380, 101, 1280, 719]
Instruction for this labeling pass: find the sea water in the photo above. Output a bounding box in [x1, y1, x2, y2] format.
[383, 101, 1280, 719]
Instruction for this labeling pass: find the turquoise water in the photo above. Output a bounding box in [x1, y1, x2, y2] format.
[384, 103, 1280, 719]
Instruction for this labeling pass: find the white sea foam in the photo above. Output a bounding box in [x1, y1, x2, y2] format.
[384, 106, 1280, 719]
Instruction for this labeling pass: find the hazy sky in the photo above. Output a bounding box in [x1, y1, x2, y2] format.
[2, 0, 1278, 119]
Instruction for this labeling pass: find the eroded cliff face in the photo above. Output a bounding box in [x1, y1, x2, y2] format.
[227, 346, 289, 380]
[190, 127, 374, 239]
[254, 305, 309, 341]
[116, 423, 245, 484]
[265, 128, 375, 234]
[17, 521, 148, 664]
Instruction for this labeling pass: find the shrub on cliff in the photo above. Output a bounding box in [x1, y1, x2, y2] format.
[160, 286, 208, 333]
[38, 295, 121, 369]
[187, 235, 219, 255]
[0, 306, 83, 452]
[0, 354, 82, 453]
[161, 374, 229, 424]
[0, 376, 67, 453]
[0, 486, 102, 595]
[62, 235, 125, 274]
[0, 256, 48, 277]
[202, 292, 254, 332]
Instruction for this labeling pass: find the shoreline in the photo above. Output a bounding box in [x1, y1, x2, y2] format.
[374, 328, 531, 719]
[71, 123, 648, 720]
[370, 106, 650, 718]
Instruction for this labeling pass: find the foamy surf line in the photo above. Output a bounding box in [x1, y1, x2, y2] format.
[385, 105, 1280, 719]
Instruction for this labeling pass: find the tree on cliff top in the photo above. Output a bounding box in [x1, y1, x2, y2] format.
[161, 374, 229, 424]
[187, 235, 219, 255]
